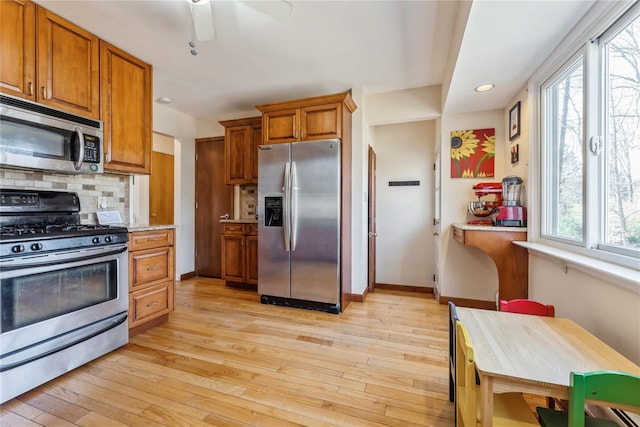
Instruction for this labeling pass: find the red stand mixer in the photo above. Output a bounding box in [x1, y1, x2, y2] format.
[467, 176, 527, 226]
[468, 182, 503, 225]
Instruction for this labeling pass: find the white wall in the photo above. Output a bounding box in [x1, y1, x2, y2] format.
[439, 109, 507, 301]
[529, 256, 640, 364]
[373, 121, 435, 287]
[366, 86, 441, 125]
[151, 104, 197, 279]
[196, 108, 261, 139]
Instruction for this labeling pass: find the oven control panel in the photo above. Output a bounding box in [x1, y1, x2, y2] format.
[1, 232, 129, 259]
[0, 193, 39, 208]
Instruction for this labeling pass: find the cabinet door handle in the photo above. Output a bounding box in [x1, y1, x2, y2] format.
[28, 82, 33, 96]
[146, 265, 160, 271]
[146, 301, 159, 307]
[41, 86, 47, 99]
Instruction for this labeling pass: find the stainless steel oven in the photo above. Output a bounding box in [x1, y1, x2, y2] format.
[0, 189, 129, 403]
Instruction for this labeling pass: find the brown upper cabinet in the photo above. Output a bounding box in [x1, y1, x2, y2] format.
[0, 0, 35, 100]
[0, 1, 100, 119]
[256, 92, 357, 144]
[101, 41, 153, 174]
[219, 116, 261, 185]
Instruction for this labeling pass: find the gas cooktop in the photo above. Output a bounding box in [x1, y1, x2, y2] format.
[0, 189, 129, 259]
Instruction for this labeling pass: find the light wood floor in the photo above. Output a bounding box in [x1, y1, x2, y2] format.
[1, 278, 455, 426]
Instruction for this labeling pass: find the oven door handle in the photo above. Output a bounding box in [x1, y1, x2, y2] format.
[0, 312, 127, 372]
[0, 244, 127, 271]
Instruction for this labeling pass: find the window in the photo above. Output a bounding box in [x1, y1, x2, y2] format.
[542, 56, 584, 242]
[602, 14, 640, 253]
[540, 4, 640, 267]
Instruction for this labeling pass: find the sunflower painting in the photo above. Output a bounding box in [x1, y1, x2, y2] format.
[450, 128, 495, 178]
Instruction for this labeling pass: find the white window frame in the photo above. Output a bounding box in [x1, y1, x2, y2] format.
[527, 0, 640, 282]
[540, 50, 586, 247]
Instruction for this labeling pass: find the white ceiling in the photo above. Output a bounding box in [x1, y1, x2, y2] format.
[35, 0, 595, 121]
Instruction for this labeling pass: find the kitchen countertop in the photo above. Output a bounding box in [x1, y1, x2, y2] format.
[126, 224, 177, 232]
[220, 219, 257, 224]
[452, 223, 527, 232]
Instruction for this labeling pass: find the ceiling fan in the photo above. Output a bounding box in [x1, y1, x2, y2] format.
[188, 0, 292, 52]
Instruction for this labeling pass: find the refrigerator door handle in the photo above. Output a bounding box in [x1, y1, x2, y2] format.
[290, 161, 298, 251]
[283, 162, 291, 252]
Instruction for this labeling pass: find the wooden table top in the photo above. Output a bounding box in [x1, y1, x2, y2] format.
[456, 307, 640, 395]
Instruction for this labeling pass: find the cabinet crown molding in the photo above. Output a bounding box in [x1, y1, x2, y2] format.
[255, 91, 357, 114]
[219, 116, 261, 127]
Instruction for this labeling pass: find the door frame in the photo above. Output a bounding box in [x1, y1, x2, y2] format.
[368, 145, 377, 293]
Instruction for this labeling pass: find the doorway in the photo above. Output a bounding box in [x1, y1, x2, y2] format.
[371, 121, 435, 289]
[195, 136, 233, 278]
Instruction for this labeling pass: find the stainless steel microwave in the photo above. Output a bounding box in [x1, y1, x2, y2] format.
[0, 94, 104, 174]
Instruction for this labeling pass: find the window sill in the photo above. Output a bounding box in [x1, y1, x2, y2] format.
[514, 242, 640, 294]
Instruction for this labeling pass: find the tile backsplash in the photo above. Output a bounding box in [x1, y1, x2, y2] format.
[239, 184, 257, 220]
[0, 167, 129, 224]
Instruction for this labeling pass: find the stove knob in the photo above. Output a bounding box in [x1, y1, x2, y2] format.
[105, 236, 112, 243]
[30, 243, 43, 251]
[11, 244, 25, 253]
[92, 237, 100, 244]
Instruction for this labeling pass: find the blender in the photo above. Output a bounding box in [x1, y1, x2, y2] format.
[492, 176, 527, 226]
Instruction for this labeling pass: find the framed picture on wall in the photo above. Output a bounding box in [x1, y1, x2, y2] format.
[511, 144, 519, 164]
[509, 101, 521, 141]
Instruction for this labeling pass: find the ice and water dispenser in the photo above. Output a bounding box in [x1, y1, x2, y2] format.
[264, 197, 283, 227]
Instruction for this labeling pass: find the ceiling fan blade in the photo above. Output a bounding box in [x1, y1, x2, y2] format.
[237, 0, 293, 22]
[191, 1, 216, 41]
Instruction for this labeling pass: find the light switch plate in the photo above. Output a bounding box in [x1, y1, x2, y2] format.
[96, 211, 122, 225]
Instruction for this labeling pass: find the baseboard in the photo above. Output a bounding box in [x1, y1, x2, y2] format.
[438, 295, 496, 310]
[375, 283, 434, 293]
[180, 271, 196, 281]
[350, 287, 368, 303]
[128, 314, 169, 338]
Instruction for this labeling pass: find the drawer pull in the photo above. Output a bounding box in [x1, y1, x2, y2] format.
[146, 265, 160, 271]
[145, 237, 163, 242]
[147, 301, 159, 307]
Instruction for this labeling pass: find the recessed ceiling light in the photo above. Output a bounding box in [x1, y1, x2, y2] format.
[475, 84, 495, 92]
[158, 97, 172, 104]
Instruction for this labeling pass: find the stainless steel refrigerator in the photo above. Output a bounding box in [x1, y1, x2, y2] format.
[257, 139, 341, 313]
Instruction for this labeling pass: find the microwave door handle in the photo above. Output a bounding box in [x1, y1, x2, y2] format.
[73, 127, 84, 171]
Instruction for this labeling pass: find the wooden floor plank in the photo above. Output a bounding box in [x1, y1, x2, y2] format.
[0, 278, 457, 426]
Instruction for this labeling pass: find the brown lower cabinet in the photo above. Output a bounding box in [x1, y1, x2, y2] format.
[128, 228, 175, 336]
[221, 223, 257, 286]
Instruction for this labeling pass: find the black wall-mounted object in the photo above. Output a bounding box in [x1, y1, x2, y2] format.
[388, 180, 420, 187]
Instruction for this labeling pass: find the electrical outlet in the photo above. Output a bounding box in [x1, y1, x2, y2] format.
[98, 196, 108, 210]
